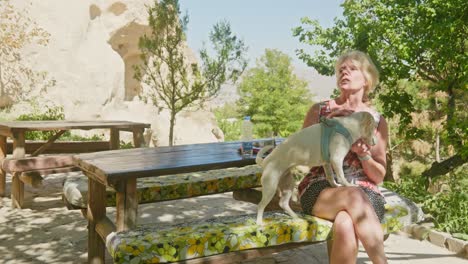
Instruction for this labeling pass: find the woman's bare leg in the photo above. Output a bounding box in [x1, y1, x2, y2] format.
[330, 211, 358, 264]
[312, 186, 387, 264]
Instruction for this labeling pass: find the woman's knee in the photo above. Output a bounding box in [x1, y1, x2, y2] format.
[333, 211, 357, 247]
[334, 211, 355, 237]
[342, 187, 381, 225]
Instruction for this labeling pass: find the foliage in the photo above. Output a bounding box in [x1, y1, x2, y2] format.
[16, 105, 68, 140]
[378, 81, 450, 163]
[213, 102, 242, 141]
[15, 104, 103, 141]
[134, 0, 247, 146]
[293, 0, 467, 166]
[119, 140, 135, 149]
[384, 165, 468, 235]
[0, 0, 56, 107]
[236, 49, 313, 137]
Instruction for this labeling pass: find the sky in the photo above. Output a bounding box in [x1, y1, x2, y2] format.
[178, 0, 344, 101]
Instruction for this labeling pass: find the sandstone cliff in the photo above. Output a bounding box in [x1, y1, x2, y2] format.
[7, 0, 223, 146]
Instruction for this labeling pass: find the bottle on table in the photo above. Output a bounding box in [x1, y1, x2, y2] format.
[241, 116, 253, 157]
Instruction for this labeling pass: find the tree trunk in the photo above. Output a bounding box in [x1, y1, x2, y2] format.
[384, 121, 395, 182]
[446, 83, 460, 146]
[435, 132, 440, 163]
[169, 111, 176, 146]
[422, 154, 467, 179]
[384, 152, 395, 182]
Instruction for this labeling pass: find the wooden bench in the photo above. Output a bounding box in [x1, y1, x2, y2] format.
[0, 120, 150, 200]
[62, 165, 263, 209]
[62, 165, 424, 263]
[5, 140, 111, 154]
[1, 155, 78, 208]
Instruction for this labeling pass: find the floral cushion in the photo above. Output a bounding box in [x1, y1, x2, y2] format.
[106, 212, 333, 264]
[62, 165, 263, 208]
[380, 187, 425, 234]
[106, 191, 424, 264]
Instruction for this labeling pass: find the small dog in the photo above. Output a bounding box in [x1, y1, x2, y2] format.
[255, 111, 376, 225]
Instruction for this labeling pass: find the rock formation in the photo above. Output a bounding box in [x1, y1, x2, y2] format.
[7, 0, 223, 146]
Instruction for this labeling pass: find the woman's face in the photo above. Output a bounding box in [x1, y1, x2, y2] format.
[337, 60, 367, 91]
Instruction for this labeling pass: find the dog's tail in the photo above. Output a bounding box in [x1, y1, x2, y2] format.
[255, 145, 275, 165]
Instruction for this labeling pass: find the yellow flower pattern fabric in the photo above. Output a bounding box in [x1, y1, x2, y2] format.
[106, 189, 424, 264]
[63, 165, 263, 208]
[106, 212, 334, 264]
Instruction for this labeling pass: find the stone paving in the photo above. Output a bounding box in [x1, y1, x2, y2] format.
[0, 172, 466, 263]
[242, 233, 468, 264]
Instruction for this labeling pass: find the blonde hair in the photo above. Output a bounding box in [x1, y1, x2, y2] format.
[335, 50, 379, 102]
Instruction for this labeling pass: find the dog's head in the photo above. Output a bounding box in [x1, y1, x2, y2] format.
[355, 112, 377, 146]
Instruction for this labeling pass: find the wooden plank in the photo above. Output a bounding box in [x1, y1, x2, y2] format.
[6, 140, 111, 154]
[11, 172, 24, 208]
[0, 120, 150, 131]
[12, 130, 26, 158]
[73, 141, 259, 182]
[172, 242, 320, 264]
[2, 155, 74, 173]
[0, 135, 6, 196]
[109, 128, 120, 150]
[95, 217, 116, 239]
[20, 166, 80, 176]
[115, 179, 138, 231]
[31, 130, 67, 156]
[75, 141, 237, 160]
[132, 127, 145, 148]
[87, 174, 107, 264]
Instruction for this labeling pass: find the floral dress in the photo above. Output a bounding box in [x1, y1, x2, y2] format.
[298, 100, 386, 222]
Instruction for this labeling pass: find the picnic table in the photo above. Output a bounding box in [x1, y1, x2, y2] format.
[0, 120, 150, 207]
[72, 139, 276, 262]
[72, 139, 423, 263]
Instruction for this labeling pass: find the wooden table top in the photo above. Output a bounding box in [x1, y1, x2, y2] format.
[0, 120, 150, 132]
[73, 139, 279, 185]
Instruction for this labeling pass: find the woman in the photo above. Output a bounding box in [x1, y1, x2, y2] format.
[298, 50, 388, 264]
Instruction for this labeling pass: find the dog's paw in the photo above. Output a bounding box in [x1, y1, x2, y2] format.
[290, 213, 299, 219]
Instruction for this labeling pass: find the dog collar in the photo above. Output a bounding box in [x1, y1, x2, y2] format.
[320, 118, 354, 163]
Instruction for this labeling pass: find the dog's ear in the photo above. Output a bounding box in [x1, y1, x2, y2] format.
[360, 112, 377, 144]
[361, 112, 376, 136]
[364, 113, 375, 130]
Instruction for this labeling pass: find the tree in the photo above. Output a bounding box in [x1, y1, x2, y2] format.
[293, 0, 467, 176]
[237, 49, 313, 137]
[0, 0, 55, 108]
[134, 0, 247, 146]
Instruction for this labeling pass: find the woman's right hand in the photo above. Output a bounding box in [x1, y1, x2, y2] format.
[326, 109, 354, 118]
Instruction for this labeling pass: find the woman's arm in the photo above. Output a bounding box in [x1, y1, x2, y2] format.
[351, 117, 389, 184]
[302, 103, 321, 128]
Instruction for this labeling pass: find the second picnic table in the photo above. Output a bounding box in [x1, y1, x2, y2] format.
[0, 120, 151, 206]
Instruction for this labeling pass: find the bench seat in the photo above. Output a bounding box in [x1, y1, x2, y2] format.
[107, 212, 334, 263]
[106, 190, 424, 264]
[63, 165, 263, 208]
